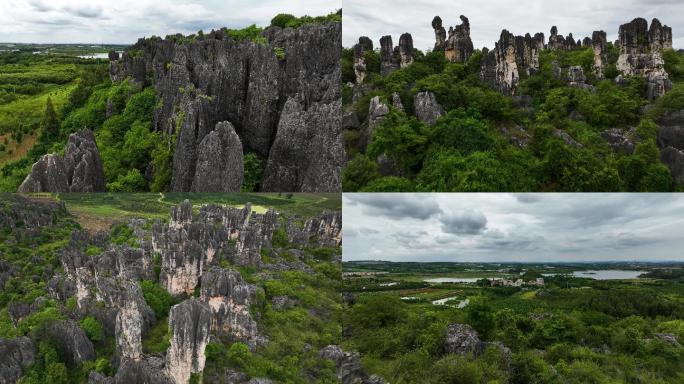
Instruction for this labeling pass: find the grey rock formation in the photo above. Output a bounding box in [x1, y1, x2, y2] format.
[199, 267, 259, 347]
[191, 121, 243, 192]
[366, 96, 389, 146]
[480, 30, 519, 95]
[286, 211, 342, 248]
[566, 66, 595, 91]
[583, 37, 592, 47]
[380, 35, 397, 76]
[445, 324, 485, 356]
[88, 371, 115, 384]
[554, 129, 583, 148]
[114, 356, 173, 384]
[0, 337, 34, 384]
[353, 37, 373, 84]
[445, 15, 474, 63]
[592, 31, 608, 79]
[654, 333, 680, 346]
[414, 91, 444, 126]
[602, 128, 636, 154]
[391, 92, 404, 111]
[657, 110, 684, 184]
[111, 21, 341, 192]
[398, 33, 414, 68]
[319, 345, 387, 384]
[261, 96, 344, 192]
[166, 298, 212, 384]
[43, 320, 95, 366]
[18, 129, 106, 193]
[616, 18, 672, 99]
[432, 16, 447, 51]
[271, 295, 299, 311]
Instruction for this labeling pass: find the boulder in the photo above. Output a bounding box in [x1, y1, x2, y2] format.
[602, 128, 636, 154]
[43, 320, 95, 367]
[445, 323, 486, 356]
[414, 91, 444, 126]
[18, 129, 106, 193]
[319, 345, 387, 384]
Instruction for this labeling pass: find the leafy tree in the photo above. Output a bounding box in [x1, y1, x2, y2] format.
[40, 97, 59, 139]
[80, 316, 103, 343]
[140, 280, 173, 319]
[342, 154, 380, 192]
[467, 300, 495, 339]
[241, 153, 263, 192]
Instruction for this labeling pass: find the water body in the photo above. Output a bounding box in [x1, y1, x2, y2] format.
[78, 52, 118, 59]
[432, 297, 470, 308]
[424, 277, 480, 283]
[544, 270, 643, 280]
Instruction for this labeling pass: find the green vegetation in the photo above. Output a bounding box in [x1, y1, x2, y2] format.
[343, 261, 684, 383]
[140, 280, 174, 319]
[343, 46, 684, 192]
[270, 11, 342, 29]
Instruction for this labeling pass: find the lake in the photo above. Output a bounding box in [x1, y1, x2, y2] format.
[78, 52, 118, 59]
[432, 297, 470, 308]
[544, 270, 643, 280]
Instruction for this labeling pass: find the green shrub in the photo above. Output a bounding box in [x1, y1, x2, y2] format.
[80, 316, 103, 343]
[140, 280, 173, 319]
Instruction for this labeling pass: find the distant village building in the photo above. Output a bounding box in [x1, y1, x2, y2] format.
[490, 277, 544, 287]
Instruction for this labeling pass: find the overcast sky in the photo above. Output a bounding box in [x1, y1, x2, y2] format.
[344, 0, 684, 51]
[0, 0, 339, 44]
[343, 193, 684, 263]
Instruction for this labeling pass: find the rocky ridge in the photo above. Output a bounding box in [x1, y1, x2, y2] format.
[18, 129, 106, 193]
[109, 19, 343, 192]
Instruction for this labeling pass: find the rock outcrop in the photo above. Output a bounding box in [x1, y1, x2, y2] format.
[110, 21, 342, 192]
[548, 26, 578, 51]
[366, 96, 389, 146]
[286, 211, 343, 247]
[432, 16, 447, 51]
[353, 37, 373, 84]
[379, 35, 397, 76]
[398, 33, 414, 68]
[445, 15, 474, 63]
[319, 345, 387, 384]
[414, 91, 444, 126]
[592, 31, 608, 79]
[166, 298, 212, 384]
[18, 129, 106, 193]
[616, 18, 672, 100]
[444, 323, 512, 362]
[191, 121, 243, 192]
[200, 268, 259, 347]
[261, 96, 343, 192]
[0, 337, 34, 384]
[657, 110, 684, 184]
[481, 30, 519, 95]
[602, 127, 636, 154]
[43, 320, 96, 366]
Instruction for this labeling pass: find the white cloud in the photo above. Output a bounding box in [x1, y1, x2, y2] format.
[342, 193, 684, 262]
[343, 0, 684, 50]
[0, 0, 340, 44]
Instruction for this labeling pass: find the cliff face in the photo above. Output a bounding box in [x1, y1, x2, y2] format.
[110, 21, 342, 192]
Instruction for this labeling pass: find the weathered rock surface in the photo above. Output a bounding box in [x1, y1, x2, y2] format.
[366, 96, 389, 147]
[414, 91, 444, 126]
[353, 37, 373, 84]
[592, 31, 608, 79]
[661, 147, 684, 185]
[286, 211, 343, 248]
[0, 337, 34, 384]
[602, 127, 636, 154]
[110, 21, 342, 192]
[114, 356, 173, 384]
[191, 121, 243, 192]
[432, 16, 447, 51]
[379, 35, 397, 76]
[445, 324, 512, 361]
[261, 97, 343, 192]
[200, 267, 259, 347]
[18, 129, 106, 193]
[657, 110, 684, 184]
[166, 298, 212, 384]
[398, 33, 414, 68]
[319, 345, 387, 384]
[445, 15, 474, 63]
[481, 30, 519, 95]
[617, 18, 672, 100]
[43, 320, 95, 366]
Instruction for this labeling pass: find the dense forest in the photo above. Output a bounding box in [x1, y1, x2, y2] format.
[342, 264, 684, 383]
[0, 11, 342, 192]
[341, 41, 684, 192]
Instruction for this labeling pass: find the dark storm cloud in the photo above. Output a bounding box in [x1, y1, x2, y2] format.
[345, 194, 442, 220]
[439, 210, 487, 235]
